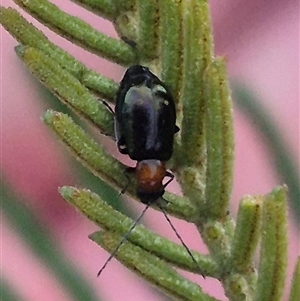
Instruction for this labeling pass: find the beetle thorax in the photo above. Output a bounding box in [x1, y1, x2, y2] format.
[135, 160, 167, 203]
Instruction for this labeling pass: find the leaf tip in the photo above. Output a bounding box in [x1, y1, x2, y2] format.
[58, 186, 81, 206]
[14, 44, 27, 57]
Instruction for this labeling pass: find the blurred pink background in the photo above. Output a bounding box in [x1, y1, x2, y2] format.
[1, 0, 299, 300]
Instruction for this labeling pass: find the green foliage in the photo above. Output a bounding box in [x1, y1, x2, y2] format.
[1, 1, 296, 300]
[1, 180, 100, 301]
[289, 258, 300, 301]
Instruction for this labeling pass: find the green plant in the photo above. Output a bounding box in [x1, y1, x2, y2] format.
[1, 1, 298, 300]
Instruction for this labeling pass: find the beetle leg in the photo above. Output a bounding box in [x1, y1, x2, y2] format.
[121, 36, 137, 48]
[163, 171, 174, 188]
[100, 99, 115, 114]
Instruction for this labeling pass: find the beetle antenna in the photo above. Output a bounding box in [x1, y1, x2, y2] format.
[156, 200, 205, 277]
[97, 203, 151, 277]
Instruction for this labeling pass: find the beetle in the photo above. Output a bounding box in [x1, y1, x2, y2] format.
[97, 65, 203, 277]
[115, 65, 179, 204]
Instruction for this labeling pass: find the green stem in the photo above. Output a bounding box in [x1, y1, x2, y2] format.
[159, 0, 183, 100]
[230, 196, 262, 275]
[14, 0, 136, 65]
[289, 258, 300, 301]
[16, 45, 115, 136]
[70, 0, 118, 20]
[254, 186, 288, 301]
[180, 0, 210, 166]
[60, 186, 217, 275]
[137, 0, 159, 59]
[90, 231, 220, 301]
[203, 61, 224, 217]
[0, 7, 119, 100]
[44, 111, 195, 220]
[43, 110, 126, 189]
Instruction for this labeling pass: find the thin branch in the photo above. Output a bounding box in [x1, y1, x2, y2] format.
[90, 231, 220, 301]
[0, 7, 119, 100]
[254, 186, 288, 301]
[13, 0, 137, 65]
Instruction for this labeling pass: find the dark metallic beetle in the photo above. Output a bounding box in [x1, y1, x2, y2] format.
[98, 66, 204, 277]
[115, 65, 179, 204]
